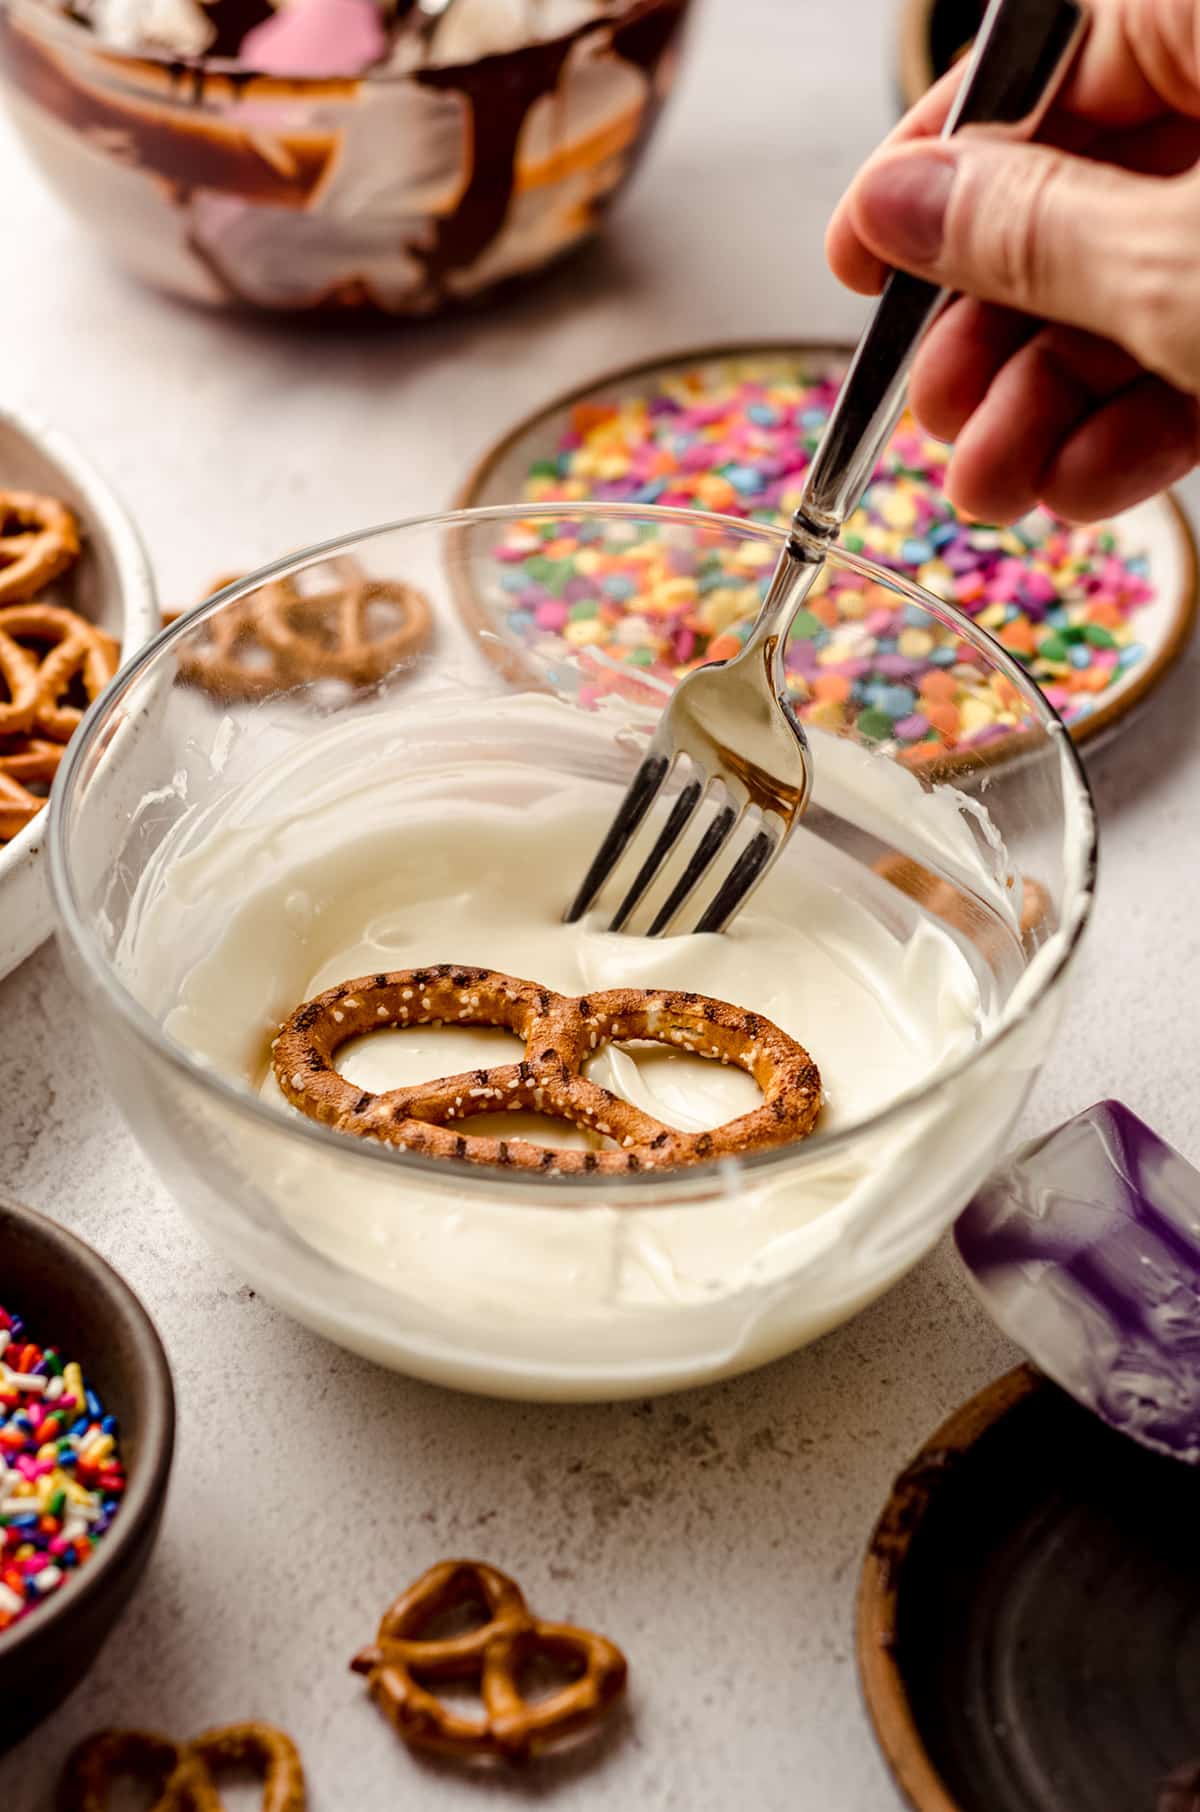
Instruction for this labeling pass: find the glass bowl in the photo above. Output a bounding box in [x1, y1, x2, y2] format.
[48, 504, 1096, 1401]
[0, 0, 692, 314]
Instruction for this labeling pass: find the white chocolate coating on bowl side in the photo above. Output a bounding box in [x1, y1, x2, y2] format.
[125, 688, 1012, 1348]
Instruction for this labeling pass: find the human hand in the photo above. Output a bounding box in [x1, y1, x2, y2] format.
[827, 0, 1200, 521]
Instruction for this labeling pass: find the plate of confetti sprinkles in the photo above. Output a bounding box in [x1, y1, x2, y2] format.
[456, 345, 1198, 764]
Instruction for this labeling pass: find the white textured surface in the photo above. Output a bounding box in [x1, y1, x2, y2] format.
[2, 0, 1199, 1805]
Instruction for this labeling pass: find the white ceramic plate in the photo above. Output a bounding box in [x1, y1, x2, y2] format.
[0, 404, 158, 981]
[455, 341, 1197, 756]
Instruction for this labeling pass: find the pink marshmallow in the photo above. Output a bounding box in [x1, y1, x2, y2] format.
[240, 0, 387, 77]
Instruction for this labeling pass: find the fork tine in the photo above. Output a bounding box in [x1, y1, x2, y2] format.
[563, 750, 671, 923]
[647, 800, 739, 938]
[692, 825, 782, 935]
[608, 777, 704, 933]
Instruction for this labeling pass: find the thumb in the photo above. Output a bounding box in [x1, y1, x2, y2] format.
[848, 139, 1197, 385]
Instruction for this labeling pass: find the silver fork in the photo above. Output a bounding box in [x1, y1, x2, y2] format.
[566, 0, 1086, 937]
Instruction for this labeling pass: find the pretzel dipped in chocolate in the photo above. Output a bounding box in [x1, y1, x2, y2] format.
[58, 1721, 306, 1812]
[0, 490, 81, 603]
[0, 602, 119, 742]
[273, 965, 822, 1173]
[351, 1559, 627, 1762]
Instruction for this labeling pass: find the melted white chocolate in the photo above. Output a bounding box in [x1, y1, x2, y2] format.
[120, 694, 1073, 1394]
[160, 758, 987, 1128]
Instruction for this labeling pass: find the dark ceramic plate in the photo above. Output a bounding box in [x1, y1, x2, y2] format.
[0, 1194, 175, 1749]
[858, 1367, 1200, 1812]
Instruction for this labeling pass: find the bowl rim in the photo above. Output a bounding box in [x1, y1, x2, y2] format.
[0, 1191, 175, 1664]
[47, 500, 1098, 1199]
[855, 1363, 1044, 1812]
[2, 0, 682, 87]
[0, 399, 159, 878]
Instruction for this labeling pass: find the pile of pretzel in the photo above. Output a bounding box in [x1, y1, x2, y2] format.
[0, 489, 118, 845]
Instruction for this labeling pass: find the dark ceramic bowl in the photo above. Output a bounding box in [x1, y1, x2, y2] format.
[0, 1194, 174, 1750]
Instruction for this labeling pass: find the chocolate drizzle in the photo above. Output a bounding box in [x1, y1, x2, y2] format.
[604, 0, 689, 202]
[413, 0, 690, 297]
[197, 0, 277, 59]
[413, 26, 590, 291]
[0, 13, 336, 202]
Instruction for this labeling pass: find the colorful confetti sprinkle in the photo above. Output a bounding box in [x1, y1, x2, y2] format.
[0, 1304, 125, 1631]
[492, 358, 1157, 760]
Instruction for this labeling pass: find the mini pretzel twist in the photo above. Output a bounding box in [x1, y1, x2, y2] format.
[58, 1721, 305, 1812]
[174, 560, 431, 701]
[256, 573, 431, 685]
[0, 602, 119, 742]
[874, 853, 1050, 950]
[273, 965, 822, 1173]
[0, 738, 64, 841]
[170, 572, 285, 703]
[0, 628, 39, 736]
[0, 490, 81, 603]
[351, 1559, 627, 1762]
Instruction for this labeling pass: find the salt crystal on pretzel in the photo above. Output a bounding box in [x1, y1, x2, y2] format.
[273, 964, 822, 1173]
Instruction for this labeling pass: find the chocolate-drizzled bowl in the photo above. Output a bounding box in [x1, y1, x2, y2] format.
[0, 0, 692, 314]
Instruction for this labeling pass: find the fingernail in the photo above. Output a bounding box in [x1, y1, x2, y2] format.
[856, 150, 956, 267]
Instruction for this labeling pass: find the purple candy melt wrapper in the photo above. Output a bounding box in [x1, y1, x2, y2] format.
[956, 1101, 1200, 1465]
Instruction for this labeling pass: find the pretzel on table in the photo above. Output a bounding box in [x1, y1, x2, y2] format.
[352, 1558, 627, 1762]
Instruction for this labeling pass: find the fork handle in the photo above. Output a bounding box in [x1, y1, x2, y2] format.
[793, 0, 1088, 541]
